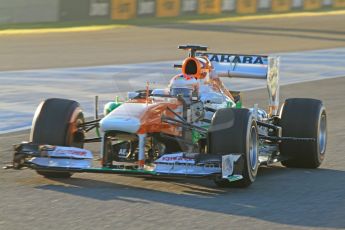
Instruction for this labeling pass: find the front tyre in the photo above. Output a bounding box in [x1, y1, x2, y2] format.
[30, 98, 85, 178]
[208, 108, 259, 188]
[279, 98, 327, 168]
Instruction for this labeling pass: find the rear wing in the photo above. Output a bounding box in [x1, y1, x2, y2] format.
[197, 52, 280, 115]
[196, 53, 268, 79]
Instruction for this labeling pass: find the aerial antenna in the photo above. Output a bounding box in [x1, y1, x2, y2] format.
[174, 45, 208, 69]
[178, 44, 208, 57]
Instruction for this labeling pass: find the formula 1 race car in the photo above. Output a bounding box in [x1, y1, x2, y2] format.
[10, 45, 327, 188]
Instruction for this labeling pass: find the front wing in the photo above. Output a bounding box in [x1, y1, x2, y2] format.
[11, 143, 244, 182]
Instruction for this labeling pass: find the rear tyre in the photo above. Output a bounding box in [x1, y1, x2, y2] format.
[30, 98, 85, 178]
[279, 98, 327, 168]
[208, 108, 259, 188]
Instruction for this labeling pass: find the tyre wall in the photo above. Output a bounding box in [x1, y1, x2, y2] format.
[1, 0, 344, 23]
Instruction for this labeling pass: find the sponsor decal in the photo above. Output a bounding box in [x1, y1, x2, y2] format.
[111, 0, 137, 20]
[272, 0, 291, 12]
[198, 53, 266, 64]
[47, 147, 93, 159]
[53, 149, 87, 156]
[303, 0, 322, 10]
[236, 0, 257, 14]
[161, 156, 194, 162]
[198, 0, 222, 14]
[156, 0, 180, 17]
[155, 153, 195, 164]
[333, 0, 345, 8]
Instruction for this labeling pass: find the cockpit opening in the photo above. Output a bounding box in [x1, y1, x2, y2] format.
[184, 59, 198, 75]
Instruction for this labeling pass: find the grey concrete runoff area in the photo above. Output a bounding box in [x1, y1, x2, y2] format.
[0, 13, 345, 230]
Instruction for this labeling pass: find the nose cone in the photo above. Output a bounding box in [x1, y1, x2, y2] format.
[100, 116, 141, 133]
[100, 103, 147, 133]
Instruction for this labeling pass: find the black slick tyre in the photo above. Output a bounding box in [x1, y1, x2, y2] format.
[208, 108, 259, 188]
[279, 98, 327, 168]
[30, 98, 85, 178]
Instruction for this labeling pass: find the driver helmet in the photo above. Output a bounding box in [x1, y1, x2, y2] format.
[169, 74, 199, 99]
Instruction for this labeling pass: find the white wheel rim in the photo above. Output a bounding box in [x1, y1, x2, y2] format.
[249, 126, 258, 170]
[319, 113, 327, 154]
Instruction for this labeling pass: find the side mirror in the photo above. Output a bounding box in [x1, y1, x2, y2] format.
[231, 91, 241, 103]
[127, 92, 139, 100]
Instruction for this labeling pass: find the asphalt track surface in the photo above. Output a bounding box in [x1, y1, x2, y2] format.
[1, 14, 345, 230]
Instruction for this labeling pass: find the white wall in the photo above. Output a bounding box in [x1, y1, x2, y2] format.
[0, 0, 59, 23]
